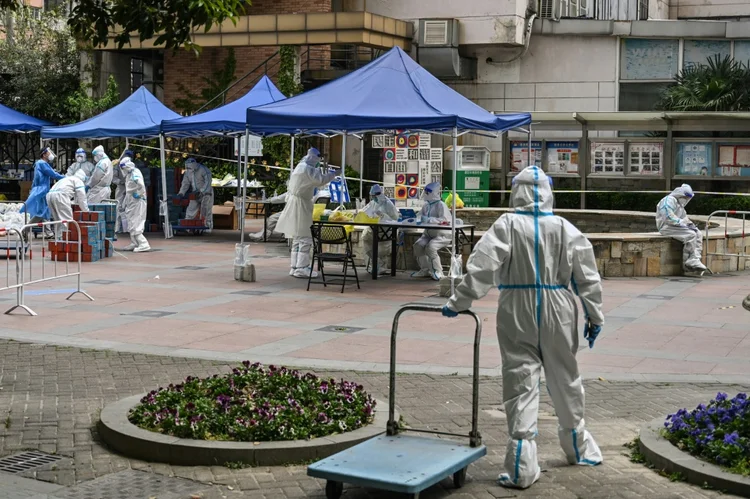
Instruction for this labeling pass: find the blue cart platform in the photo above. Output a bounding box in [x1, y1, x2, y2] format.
[307, 305, 485, 499]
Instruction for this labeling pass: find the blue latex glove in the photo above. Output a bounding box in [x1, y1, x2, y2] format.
[85, 185, 90, 193]
[133, 193, 141, 199]
[442, 305, 459, 318]
[584, 321, 602, 349]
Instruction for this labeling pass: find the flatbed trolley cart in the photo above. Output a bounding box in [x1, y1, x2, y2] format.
[308, 305, 486, 499]
[170, 224, 209, 236]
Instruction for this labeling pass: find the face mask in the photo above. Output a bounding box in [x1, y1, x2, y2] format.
[46, 152, 56, 163]
[76, 155, 85, 163]
[372, 195, 381, 203]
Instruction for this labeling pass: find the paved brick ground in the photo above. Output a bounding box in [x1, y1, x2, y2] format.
[1, 228, 750, 381]
[0, 340, 746, 498]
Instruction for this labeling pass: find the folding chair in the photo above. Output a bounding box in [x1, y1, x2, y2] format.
[308, 224, 360, 293]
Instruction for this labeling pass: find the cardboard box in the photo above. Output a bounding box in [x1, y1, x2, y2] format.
[20, 181, 32, 201]
[213, 204, 237, 230]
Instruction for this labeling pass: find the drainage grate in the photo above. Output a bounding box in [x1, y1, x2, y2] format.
[87, 279, 121, 285]
[231, 290, 271, 296]
[638, 294, 675, 301]
[0, 451, 63, 474]
[52, 470, 205, 499]
[316, 325, 365, 334]
[175, 265, 207, 270]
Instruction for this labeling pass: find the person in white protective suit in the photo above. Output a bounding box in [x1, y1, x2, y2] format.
[247, 190, 329, 243]
[177, 157, 214, 232]
[88, 145, 114, 204]
[46, 170, 90, 238]
[442, 165, 605, 490]
[411, 182, 452, 281]
[656, 184, 707, 273]
[112, 149, 135, 233]
[276, 148, 337, 278]
[66, 148, 95, 179]
[119, 160, 150, 252]
[361, 184, 400, 275]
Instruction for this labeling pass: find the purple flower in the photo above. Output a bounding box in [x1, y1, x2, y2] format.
[724, 431, 740, 446]
[319, 382, 329, 395]
[715, 392, 728, 403]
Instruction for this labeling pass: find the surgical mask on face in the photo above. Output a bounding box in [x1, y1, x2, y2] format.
[46, 152, 56, 163]
[76, 155, 85, 163]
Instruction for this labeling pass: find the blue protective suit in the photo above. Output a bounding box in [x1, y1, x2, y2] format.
[22, 159, 65, 220]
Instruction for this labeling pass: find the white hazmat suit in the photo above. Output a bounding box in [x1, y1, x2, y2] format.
[248, 192, 288, 242]
[444, 166, 604, 489]
[47, 170, 89, 238]
[656, 184, 706, 272]
[412, 182, 452, 280]
[88, 145, 114, 204]
[120, 160, 150, 253]
[276, 148, 336, 278]
[362, 185, 399, 274]
[113, 149, 134, 233]
[66, 148, 95, 179]
[178, 158, 214, 231]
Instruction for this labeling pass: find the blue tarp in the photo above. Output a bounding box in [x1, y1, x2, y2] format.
[246, 47, 531, 135]
[0, 103, 51, 132]
[162, 75, 286, 136]
[41, 86, 181, 139]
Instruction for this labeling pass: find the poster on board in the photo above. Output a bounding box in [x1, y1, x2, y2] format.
[676, 142, 712, 176]
[545, 141, 579, 174]
[629, 142, 663, 175]
[590, 142, 625, 174]
[717, 144, 750, 177]
[510, 141, 542, 172]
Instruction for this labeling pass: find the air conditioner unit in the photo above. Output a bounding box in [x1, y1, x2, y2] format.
[417, 19, 476, 80]
[418, 19, 459, 48]
[539, 0, 555, 18]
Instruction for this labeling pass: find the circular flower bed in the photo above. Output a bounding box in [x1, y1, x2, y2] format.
[663, 392, 749, 475]
[128, 362, 376, 442]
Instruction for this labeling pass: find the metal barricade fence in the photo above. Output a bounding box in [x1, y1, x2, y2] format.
[0, 227, 24, 314]
[2, 220, 94, 316]
[704, 210, 750, 270]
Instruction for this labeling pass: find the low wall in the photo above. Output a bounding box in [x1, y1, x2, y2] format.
[323, 209, 748, 278]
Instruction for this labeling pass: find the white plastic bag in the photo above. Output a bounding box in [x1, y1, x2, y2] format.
[449, 254, 463, 279]
[235, 243, 252, 266]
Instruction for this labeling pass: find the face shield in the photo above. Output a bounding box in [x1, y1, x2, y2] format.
[75, 148, 86, 163]
[370, 185, 383, 202]
[185, 158, 198, 171]
[92, 146, 105, 162]
[420, 182, 441, 202]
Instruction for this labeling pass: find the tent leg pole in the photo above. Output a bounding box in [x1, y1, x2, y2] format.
[290, 135, 295, 169]
[159, 133, 171, 239]
[527, 125, 532, 167]
[360, 136, 364, 201]
[451, 127, 458, 296]
[240, 128, 249, 245]
[341, 133, 348, 207]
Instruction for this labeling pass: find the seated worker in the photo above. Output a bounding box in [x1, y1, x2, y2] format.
[248, 190, 329, 243]
[361, 184, 399, 275]
[411, 181, 452, 281]
[176, 158, 214, 233]
[656, 184, 707, 274]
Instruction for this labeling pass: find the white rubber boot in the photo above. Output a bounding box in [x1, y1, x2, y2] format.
[133, 234, 151, 253]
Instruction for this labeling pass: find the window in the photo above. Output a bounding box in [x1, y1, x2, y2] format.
[683, 40, 730, 70]
[619, 82, 673, 111]
[130, 58, 144, 94]
[560, 0, 590, 18]
[638, 0, 649, 20]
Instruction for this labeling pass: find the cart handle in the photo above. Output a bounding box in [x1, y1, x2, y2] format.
[387, 305, 483, 448]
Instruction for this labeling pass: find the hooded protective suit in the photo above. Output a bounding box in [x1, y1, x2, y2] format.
[47, 170, 89, 237]
[22, 149, 65, 220]
[88, 145, 114, 204]
[444, 166, 604, 489]
[178, 158, 214, 230]
[412, 182, 452, 280]
[362, 185, 400, 274]
[113, 149, 134, 233]
[66, 148, 95, 179]
[276, 148, 336, 278]
[656, 184, 706, 271]
[120, 160, 150, 253]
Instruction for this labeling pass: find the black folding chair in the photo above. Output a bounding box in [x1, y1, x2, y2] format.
[307, 224, 360, 293]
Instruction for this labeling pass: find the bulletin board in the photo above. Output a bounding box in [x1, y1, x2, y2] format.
[372, 132, 440, 206]
[590, 142, 625, 174]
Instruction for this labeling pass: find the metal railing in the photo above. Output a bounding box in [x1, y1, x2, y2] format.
[302, 45, 379, 74]
[1, 220, 94, 316]
[0, 227, 24, 312]
[703, 210, 750, 270]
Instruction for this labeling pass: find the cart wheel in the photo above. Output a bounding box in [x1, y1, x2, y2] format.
[325, 480, 343, 499]
[453, 467, 467, 489]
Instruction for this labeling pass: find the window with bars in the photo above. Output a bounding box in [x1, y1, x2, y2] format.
[638, 0, 649, 20]
[130, 58, 144, 94]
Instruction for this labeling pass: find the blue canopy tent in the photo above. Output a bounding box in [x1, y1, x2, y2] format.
[245, 46, 531, 286]
[0, 103, 51, 133]
[161, 75, 287, 242]
[41, 86, 183, 238]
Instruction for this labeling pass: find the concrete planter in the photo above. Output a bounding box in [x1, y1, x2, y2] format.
[99, 394, 393, 467]
[639, 418, 750, 497]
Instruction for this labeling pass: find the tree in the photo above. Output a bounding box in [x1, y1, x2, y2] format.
[656, 55, 750, 112]
[1, 0, 249, 55]
[0, 6, 120, 124]
[173, 48, 237, 115]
